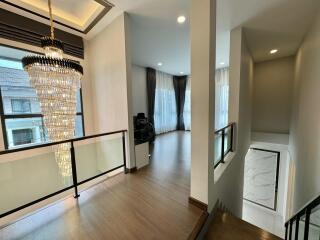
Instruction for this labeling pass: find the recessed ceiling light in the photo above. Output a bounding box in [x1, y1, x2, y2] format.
[157, 62, 163, 66]
[177, 16, 186, 24]
[220, 62, 225, 65]
[270, 49, 278, 54]
[180, 71, 184, 74]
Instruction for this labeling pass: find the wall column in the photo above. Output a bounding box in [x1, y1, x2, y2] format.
[190, 0, 216, 212]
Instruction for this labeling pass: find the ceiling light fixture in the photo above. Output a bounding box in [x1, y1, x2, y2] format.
[270, 49, 278, 54]
[180, 71, 184, 74]
[157, 62, 163, 66]
[220, 62, 225, 65]
[22, 0, 82, 179]
[177, 15, 186, 24]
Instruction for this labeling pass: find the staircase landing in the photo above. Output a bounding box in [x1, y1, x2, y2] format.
[205, 211, 283, 240]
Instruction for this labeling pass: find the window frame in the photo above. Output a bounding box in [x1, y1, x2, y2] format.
[11, 98, 32, 114]
[12, 128, 34, 146]
[0, 53, 85, 150]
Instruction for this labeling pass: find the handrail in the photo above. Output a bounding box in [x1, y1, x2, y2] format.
[214, 122, 235, 169]
[285, 194, 320, 239]
[0, 129, 127, 155]
[0, 129, 128, 219]
[214, 122, 236, 134]
[286, 193, 320, 224]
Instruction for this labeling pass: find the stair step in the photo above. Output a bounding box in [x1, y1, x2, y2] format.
[205, 211, 283, 240]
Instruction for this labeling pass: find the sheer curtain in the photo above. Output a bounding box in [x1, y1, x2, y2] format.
[183, 68, 229, 131]
[215, 67, 229, 129]
[183, 76, 191, 130]
[154, 71, 177, 134]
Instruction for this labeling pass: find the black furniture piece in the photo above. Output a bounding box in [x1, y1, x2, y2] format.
[133, 113, 155, 145]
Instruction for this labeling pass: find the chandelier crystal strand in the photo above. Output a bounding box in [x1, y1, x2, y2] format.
[22, 0, 83, 180]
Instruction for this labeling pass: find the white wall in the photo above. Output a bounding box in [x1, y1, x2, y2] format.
[131, 65, 148, 116]
[289, 9, 320, 213]
[86, 13, 135, 168]
[252, 57, 294, 134]
[81, 41, 96, 135]
[87, 14, 130, 133]
[213, 27, 253, 218]
[251, 132, 290, 145]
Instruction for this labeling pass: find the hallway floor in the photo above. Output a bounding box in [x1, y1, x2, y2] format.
[0, 131, 204, 240]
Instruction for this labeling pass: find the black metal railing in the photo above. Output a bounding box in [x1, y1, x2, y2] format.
[214, 122, 235, 169]
[285, 195, 320, 239]
[0, 129, 127, 219]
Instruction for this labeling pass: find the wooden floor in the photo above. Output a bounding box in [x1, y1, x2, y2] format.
[0, 131, 205, 240]
[205, 211, 283, 240]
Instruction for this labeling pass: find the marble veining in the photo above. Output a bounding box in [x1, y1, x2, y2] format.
[243, 149, 279, 210]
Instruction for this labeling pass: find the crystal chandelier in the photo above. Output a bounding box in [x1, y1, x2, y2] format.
[22, 0, 83, 178]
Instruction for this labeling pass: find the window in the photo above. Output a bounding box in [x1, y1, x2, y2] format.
[5, 118, 47, 148]
[12, 128, 33, 146]
[183, 68, 229, 131]
[0, 52, 85, 149]
[11, 99, 31, 113]
[154, 71, 177, 134]
[215, 68, 229, 129]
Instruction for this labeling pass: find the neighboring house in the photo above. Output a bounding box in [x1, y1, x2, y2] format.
[0, 64, 83, 149]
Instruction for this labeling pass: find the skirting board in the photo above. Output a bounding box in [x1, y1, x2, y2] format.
[126, 167, 137, 173]
[189, 197, 208, 212]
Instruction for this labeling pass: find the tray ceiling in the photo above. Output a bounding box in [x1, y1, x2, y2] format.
[0, 0, 113, 34]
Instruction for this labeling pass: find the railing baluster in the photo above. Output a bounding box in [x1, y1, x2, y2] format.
[304, 208, 311, 240]
[285, 193, 320, 239]
[213, 123, 236, 169]
[70, 141, 80, 198]
[285, 223, 288, 240]
[0, 86, 9, 149]
[295, 216, 300, 240]
[230, 123, 234, 152]
[289, 220, 293, 240]
[122, 132, 128, 174]
[221, 129, 225, 163]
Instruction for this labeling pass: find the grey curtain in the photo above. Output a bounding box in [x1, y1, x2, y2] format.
[173, 76, 187, 130]
[146, 68, 156, 126]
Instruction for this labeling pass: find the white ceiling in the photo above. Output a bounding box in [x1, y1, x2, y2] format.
[239, 0, 320, 62]
[215, 0, 320, 66]
[120, 0, 320, 74]
[84, 0, 191, 75]
[2, 0, 320, 74]
[129, 0, 191, 76]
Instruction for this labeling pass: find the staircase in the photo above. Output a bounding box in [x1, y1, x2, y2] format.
[204, 211, 283, 240]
